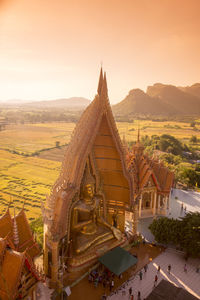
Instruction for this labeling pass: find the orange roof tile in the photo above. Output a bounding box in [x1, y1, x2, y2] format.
[0, 249, 24, 300]
[0, 210, 13, 240]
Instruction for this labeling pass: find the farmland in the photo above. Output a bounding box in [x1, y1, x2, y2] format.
[0, 120, 200, 220]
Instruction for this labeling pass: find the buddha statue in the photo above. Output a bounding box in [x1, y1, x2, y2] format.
[71, 166, 122, 255]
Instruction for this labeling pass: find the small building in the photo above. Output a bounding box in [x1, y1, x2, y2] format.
[0, 208, 42, 299]
[126, 137, 174, 219]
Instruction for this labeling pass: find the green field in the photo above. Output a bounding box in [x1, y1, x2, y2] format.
[0, 120, 199, 220]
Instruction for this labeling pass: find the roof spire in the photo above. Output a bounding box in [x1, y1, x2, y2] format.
[97, 67, 103, 95]
[137, 125, 140, 142]
[101, 72, 108, 99]
[13, 205, 19, 248]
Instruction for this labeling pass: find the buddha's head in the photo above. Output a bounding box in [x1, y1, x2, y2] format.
[82, 183, 95, 199]
[81, 164, 96, 200]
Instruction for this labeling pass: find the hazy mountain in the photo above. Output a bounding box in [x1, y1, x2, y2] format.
[112, 83, 200, 116]
[147, 83, 200, 115]
[0, 97, 91, 110]
[112, 89, 174, 116]
[25, 97, 90, 109]
[178, 83, 200, 98]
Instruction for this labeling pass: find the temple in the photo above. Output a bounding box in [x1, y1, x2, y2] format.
[42, 68, 135, 286]
[126, 133, 174, 219]
[0, 208, 42, 299]
[42, 68, 174, 287]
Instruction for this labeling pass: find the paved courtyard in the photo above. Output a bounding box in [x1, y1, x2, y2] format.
[138, 188, 200, 242]
[108, 249, 200, 300]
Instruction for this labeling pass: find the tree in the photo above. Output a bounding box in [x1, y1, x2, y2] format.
[149, 212, 200, 258]
[30, 216, 43, 248]
[148, 217, 181, 245]
[190, 135, 197, 143]
[55, 141, 60, 148]
[179, 212, 200, 257]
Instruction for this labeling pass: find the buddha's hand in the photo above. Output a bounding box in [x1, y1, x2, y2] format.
[111, 226, 123, 240]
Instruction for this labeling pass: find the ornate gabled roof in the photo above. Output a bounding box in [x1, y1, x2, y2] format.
[127, 140, 174, 195]
[0, 248, 25, 300]
[44, 69, 134, 239]
[0, 209, 40, 258]
[0, 209, 13, 240]
[15, 210, 40, 258]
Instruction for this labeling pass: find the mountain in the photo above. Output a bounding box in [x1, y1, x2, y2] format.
[178, 83, 200, 98]
[25, 97, 90, 109]
[147, 84, 200, 115]
[0, 97, 91, 110]
[112, 83, 200, 116]
[112, 89, 174, 116]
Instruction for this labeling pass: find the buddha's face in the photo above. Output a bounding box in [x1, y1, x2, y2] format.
[82, 184, 94, 199]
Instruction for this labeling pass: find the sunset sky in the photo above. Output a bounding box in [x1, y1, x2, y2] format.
[0, 0, 200, 103]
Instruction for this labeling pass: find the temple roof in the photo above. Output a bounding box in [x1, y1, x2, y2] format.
[127, 140, 174, 195]
[0, 248, 25, 300]
[45, 68, 133, 239]
[0, 209, 40, 258]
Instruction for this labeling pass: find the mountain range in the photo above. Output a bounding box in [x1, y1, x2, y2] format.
[112, 83, 200, 116]
[0, 97, 91, 110]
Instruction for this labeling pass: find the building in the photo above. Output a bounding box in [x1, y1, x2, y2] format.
[42, 68, 174, 287]
[42, 68, 135, 286]
[0, 208, 42, 299]
[126, 135, 174, 219]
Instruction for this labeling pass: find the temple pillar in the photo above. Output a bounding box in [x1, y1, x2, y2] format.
[158, 194, 161, 209]
[50, 241, 59, 287]
[153, 192, 157, 215]
[43, 232, 48, 276]
[133, 204, 138, 234]
[32, 288, 36, 300]
[139, 194, 142, 218]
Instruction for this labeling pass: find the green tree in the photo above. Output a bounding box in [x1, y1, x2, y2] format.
[149, 212, 200, 258]
[190, 135, 197, 143]
[179, 212, 200, 257]
[30, 216, 43, 249]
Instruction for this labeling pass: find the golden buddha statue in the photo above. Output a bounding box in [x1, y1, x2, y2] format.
[71, 166, 122, 255]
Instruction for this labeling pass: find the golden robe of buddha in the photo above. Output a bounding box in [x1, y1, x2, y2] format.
[71, 168, 122, 255]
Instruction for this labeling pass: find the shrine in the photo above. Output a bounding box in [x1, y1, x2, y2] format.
[0, 208, 42, 299]
[126, 134, 174, 219]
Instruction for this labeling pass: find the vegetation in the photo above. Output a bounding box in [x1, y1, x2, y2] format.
[149, 212, 200, 258]
[30, 216, 43, 248]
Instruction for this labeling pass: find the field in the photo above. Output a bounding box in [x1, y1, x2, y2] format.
[0, 120, 200, 220]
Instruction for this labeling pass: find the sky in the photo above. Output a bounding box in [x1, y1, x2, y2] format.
[0, 0, 200, 104]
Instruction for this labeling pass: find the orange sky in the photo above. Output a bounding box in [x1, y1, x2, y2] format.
[0, 0, 200, 103]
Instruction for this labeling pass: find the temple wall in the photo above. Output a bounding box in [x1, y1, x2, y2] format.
[93, 116, 130, 231]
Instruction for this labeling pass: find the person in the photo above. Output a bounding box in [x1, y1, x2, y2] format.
[154, 274, 158, 287]
[130, 295, 134, 300]
[110, 279, 114, 291]
[157, 265, 160, 273]
[196, 265, 200, 273]
[184, 206, 187, 212]
[101, 294, 106, 300]
[129, 287, 132, 296]
[184, 264, 187, 273]
[139, 270, 143, 280]
[144, 264, 148, 273]
[168, 264, 171, 274]
[137, 291, 141, 300]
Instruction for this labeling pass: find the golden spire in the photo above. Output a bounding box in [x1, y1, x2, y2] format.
[97, 67, 103, 96]
[101, 72, 108, 99]
[13, 205, 19, 248]
[137, 126, 140, 142]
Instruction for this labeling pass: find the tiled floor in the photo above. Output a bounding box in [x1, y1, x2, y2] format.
[108, 249, 200, 300]
[138, 188, 200, 243]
